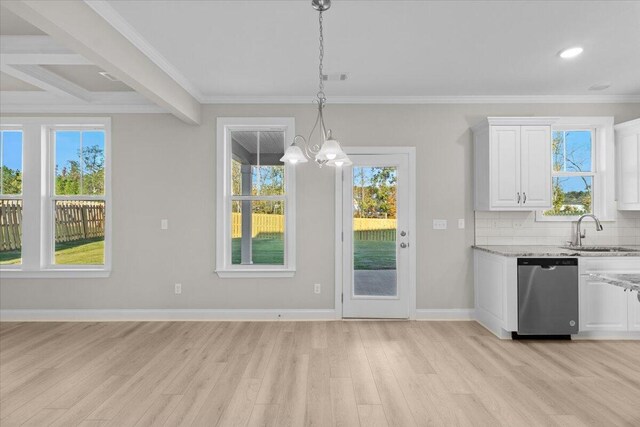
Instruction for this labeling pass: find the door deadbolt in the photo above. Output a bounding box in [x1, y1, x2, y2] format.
[400, 242, 408, 248]
[400, 231, 407, 237]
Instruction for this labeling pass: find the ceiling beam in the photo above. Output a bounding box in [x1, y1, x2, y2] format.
[0, 91, 165, 113]
[2, 0, 201, 124]
[0, 35, 91, 65]
[1, 64, 92, 102]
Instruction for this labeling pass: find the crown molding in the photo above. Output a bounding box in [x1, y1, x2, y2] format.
[201, 94, 640, 105]
[84, 0, 204, 103]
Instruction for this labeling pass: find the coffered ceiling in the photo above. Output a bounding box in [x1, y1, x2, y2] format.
[1, 1, 638, 123]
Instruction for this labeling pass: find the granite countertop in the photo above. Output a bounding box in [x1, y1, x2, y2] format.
[589, 273, 640, 293]
[472, 245, 640, 257]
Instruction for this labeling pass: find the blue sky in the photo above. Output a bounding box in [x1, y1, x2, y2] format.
[553, 130, 592, 192]
[55, 131, 105, 173]
[0, 130, 105, 173]
[1, 131, 22, 171]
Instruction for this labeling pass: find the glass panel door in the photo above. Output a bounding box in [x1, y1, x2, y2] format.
[342, 154, 411, 319]
[352, 166, 398, 297]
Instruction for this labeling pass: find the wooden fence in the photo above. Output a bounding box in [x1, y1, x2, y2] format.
[0, 199, 105, 252]
[0, 200, 22, 251]
[232, 213, 284, 239]
[231, 213, 396, 241]
[353, 218, 397, 241]
[55, 201, 105, 243]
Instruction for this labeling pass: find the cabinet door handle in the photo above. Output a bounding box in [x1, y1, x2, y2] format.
[517, 192, 521, 203]
[523, 192, 527, 204]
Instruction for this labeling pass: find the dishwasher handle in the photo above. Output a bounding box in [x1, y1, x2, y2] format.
[518, 258, 578, 267]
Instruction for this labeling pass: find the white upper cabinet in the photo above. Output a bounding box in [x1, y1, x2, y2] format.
[490, 126, 521, 207]
[520, 126, 552, 207]
[473, 117, 555, 211]
[615, 118, 640, 210]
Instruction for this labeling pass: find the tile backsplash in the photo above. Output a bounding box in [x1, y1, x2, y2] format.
[474, 211, 640, 246]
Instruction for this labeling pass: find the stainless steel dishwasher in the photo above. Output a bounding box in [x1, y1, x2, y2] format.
[517, 258, 579, 336]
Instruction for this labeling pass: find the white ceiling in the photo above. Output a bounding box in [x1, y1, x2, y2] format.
[106, 0, 640, 99]
[232, 131, 284, 154]
[41, 65, 132, 92]
[0, 7, 45, 35]
[0, 72, 42, 91]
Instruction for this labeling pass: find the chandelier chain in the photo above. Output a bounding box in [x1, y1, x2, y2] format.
[317, 11, 325, 103]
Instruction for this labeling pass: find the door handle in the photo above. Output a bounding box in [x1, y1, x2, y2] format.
[523, 192, 527, 204]
[400, 242, 409, 248]
[517, 192, 521, 204]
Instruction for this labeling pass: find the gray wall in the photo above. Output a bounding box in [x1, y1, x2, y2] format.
[1, 103, 639, 310]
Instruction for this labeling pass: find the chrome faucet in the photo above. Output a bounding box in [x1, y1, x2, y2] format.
[573, 214, 603, 246]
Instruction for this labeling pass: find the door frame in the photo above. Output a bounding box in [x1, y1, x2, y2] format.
[334, 147, 417, 319]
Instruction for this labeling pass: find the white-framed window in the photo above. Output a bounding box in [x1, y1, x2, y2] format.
[536, 117, 615, 222]
[0, 117, 111, 278]
[216, 118, 296, 278]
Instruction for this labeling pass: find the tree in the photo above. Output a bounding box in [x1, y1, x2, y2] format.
[353, 167, 397, 219]
[81, 145, 105, 194]
[54, 145, 104, 195]
[1, 166, 22, 195]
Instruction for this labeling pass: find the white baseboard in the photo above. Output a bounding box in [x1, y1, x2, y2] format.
[0, 309, 337, 322]
[414, 309, 475, 320]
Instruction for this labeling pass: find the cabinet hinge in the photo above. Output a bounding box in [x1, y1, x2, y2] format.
[341, 231, 344, 242]
[341, 293, 343, 303]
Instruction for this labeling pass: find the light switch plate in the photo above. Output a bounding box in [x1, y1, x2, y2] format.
[161, 219, 168, 230]
[458, 219, 465, 229]
[433, 219, 448, 230]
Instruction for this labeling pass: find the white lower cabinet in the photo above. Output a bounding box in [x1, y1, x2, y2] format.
[628, 292, 640, 332]
[579, 275, 628, 331]
[579, 258, 640, 335]
[474, 250, 640, 339]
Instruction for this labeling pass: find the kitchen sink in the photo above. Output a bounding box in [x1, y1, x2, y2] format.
[561, 246, 640, 253]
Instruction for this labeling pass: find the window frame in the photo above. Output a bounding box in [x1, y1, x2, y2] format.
[215, 117, 296, 278]
[536, 117, 615, 222]
[0, 117, 111, 278]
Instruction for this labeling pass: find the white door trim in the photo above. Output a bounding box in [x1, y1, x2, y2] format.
[334, 147, 417, 319]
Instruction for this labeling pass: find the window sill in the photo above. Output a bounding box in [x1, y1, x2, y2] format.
[215, 269, 296, 279]
[535, 211, 616, 222]
[0, 269, 111, 279]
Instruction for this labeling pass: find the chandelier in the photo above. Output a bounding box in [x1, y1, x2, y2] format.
[280, 0, 351, 167]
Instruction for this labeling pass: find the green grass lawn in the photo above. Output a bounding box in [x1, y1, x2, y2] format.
[230, 237, 395, 269]
[0, 237, 105, 265]
[232, 238, 284, 265]
[354, 240, 396, 270]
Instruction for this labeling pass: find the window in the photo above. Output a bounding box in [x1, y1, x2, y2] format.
[537, 117, 615, 222]
[52, 129, 106, 266]
[0, 129, 23, 265]
[0, 118, 111, 277]
[216, 118, 296, 277]
[544, 129, 594, 217]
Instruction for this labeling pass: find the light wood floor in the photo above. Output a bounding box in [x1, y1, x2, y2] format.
[1, 321, 639, 426]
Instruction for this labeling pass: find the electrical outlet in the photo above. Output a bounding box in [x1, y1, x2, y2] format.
[458, 219, 465, 229]
[174, 283, 182, 294]
[314, 283, 321, 294]
[161, 219, 169, 230]
[433, 219, 447, 230]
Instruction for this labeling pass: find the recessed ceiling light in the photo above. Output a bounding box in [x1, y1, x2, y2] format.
[559, 47, 583, 59]
[98, 71, 120, 82]
[589, 82, 611, 91]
